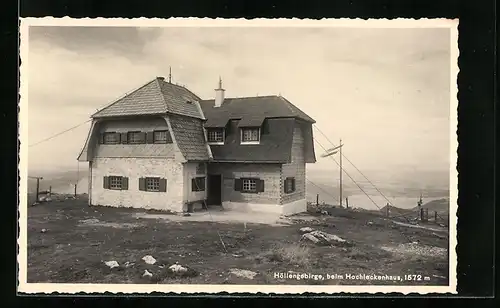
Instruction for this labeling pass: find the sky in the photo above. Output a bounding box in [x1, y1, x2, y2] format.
[25, 25, 453, 181]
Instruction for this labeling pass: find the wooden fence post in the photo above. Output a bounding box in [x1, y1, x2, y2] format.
[35, 178, 40, 202]
[345, 197, 349, 209]
[49, 186, 52, 196]
[316, 194, 319, 206]
[434, 211, 438, 223]
[386, 203, 390, 217]
[74, 184, 77, 198]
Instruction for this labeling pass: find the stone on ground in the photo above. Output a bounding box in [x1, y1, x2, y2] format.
[299, 227, 314, 233]
[142, 255, 157, 265]
[301, 230, 348, 246]
[230, 268, 258, 280]
[169, 264, 188, 273]
[104, 261, 119, 269]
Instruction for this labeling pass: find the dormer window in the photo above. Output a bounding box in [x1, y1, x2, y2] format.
[207, 128, 225, 144]
[241, 127, 260, 144]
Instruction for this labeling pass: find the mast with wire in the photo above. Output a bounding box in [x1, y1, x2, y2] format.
[320, 139, 344, 207]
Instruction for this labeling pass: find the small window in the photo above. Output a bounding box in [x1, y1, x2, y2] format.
[242, 178, 257, 193]
[207, 128, 224, 143]
[127, 131, 143, 144]
[103, 132, 119, 144]
[104, 176, 129, 190]
[234, 178, 264, 193]
[139, 177, 167, 192]
[153, 130, 168, 143]
[146, 177, 160, 192]
[241, 128, 260, 143]
[192, 177, 206, 192]
[284, 177, 296, 194]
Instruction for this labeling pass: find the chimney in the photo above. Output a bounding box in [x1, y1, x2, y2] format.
[214, 76, 225, 107]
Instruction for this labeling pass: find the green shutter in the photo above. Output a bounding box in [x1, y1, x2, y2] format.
[138, 178, 146, 191]
[103, 176, 109, 189]
[159, 178, 167, 192]
[146, 132, 154, 144]
[257, 179, 265, 192]
[121, 177, 129, 190]
[234, 178, 242, 191]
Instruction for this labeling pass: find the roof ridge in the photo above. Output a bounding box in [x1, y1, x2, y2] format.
[154, 78, 170, 113]
[201, 94, 278, 102]
[91, 78, 159, 118]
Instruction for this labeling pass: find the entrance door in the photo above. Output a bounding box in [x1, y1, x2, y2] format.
[207, 175, 222, 205]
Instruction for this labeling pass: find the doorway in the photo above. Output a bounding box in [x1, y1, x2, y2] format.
[207, 174, 222, 206]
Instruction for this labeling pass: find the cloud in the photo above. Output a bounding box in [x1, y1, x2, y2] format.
[25, 25, 453, 174]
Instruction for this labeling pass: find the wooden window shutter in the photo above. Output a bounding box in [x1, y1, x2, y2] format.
[191, 178, 196, 192]
[234, 178, 242, 191]
[140, 132, 147, 143]
[121, 177, 129, 190]
[121, 132, 128, 144]
[138, 178, 146, 191]
[159, 178, 167, 192]
[103, 176, 109, 189]
[292, 178, 296, 192]
[99, 133, 105, 144]
[166, 131, 173, 143]
[146, 132, 154, 144]
[284, 178, 289, 193]
[257, 179, 265, 192]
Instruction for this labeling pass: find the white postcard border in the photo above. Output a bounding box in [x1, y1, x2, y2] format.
[18, 17, 459, 295]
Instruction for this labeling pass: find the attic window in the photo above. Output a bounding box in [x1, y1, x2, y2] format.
[207, 128, 224, 144]
[241, 127, 260, 144]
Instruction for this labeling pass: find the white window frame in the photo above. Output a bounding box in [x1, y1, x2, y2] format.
[242, 178, 257, 193]
[109, 176, 123, 190]
[207, 128, 225, 145]
[145, 177, 160, 192]
[240, 127, 260, 144]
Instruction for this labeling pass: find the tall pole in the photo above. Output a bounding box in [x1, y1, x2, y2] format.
[339, 138, 343, 207]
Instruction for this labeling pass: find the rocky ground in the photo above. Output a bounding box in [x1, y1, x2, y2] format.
[25, 195, 450, 285]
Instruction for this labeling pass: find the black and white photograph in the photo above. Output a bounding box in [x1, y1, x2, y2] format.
[18, 18, 458, 294]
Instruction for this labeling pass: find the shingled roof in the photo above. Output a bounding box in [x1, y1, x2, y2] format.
[199, 95, 316, 125]
[199, 95, 316, 163]
[92, 77, 204, 119]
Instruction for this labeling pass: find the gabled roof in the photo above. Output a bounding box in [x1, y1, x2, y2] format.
[92, 77, 204, 119]
[199, 95, 316, 125]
